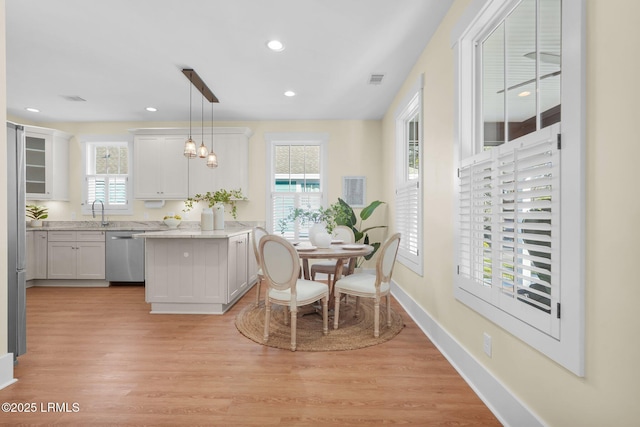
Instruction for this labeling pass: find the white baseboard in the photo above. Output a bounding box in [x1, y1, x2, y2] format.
[390, 281, 545, 427]
[0, 353, 17, 391]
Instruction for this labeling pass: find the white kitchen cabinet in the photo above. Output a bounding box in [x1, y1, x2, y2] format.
[188, 128, 252, 198]
[227, 233, 248, 301]
[47, 231, 105, 280]
[25, 126, 71, 201]
[26, 230, 48, 281]
[131, 128, 252, 200]
[144, 232, 256, 314]
[133, 135, 189, 199]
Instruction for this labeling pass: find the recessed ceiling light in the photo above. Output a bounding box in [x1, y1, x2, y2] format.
[146, 107, 158, 112]
[284, 91, 296, 97]
[518, 91, 531, 97]
[25, 107, 40, 113]
[267, 40, 285, 52]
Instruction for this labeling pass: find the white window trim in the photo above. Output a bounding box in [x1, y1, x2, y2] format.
[264, 132, 329, 235]
[451, 0, 586, 376]
[80, 134, 134, 215]
[395, 75, 424, 276]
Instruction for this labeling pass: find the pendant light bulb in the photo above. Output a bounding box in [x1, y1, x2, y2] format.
[207, 98, 218, 168]
[197, 90, 208, 158]
[184, 73, 197, 158]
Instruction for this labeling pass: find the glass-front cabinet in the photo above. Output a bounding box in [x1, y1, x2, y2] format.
[25, 126, 71, 201]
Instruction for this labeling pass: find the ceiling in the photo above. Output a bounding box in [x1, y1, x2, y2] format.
[6, 0, 453, 124]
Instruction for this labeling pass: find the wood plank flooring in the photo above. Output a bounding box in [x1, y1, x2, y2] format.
[0, 285, 501, 426]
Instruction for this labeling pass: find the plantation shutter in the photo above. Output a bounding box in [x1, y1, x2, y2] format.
[457, 125, 560, 338]
[396, 181, 420, 259]
[86, 175, 128, 210]
[272, 192, 323, 240]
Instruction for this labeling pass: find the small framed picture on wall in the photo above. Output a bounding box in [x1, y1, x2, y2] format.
[342, 176, 366, 207]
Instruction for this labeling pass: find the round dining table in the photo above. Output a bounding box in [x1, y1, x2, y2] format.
[295, 243, 374, 303]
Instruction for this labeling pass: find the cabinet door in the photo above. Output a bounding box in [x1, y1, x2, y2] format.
[26, 231, 35, 281]
[34, 231, 48, 279]
[25, 132, 51, 199]
[160, 136, 189, 199]
[228, 234, 248, 301]
[211, 133, 249, 194]
[47, 242, 76, 279]
[134, 136, 189, 199]
[76, 242, 105, 280]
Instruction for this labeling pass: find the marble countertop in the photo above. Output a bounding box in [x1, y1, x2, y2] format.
[133, 226, 253, 239]
[27, 220, 263, 235]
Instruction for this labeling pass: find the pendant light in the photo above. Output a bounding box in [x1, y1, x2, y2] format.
[206, 100, 218, 168]
[197, 87, 209, 158]
[183, 71, 197, 158]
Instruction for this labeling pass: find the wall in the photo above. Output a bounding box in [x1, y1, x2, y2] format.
[382, 0, 640, 426]
[12, 120, 384, 228]
[0, 0, 7, 356]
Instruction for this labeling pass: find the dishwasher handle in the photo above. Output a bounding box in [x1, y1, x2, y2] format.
[111, 235, 136, 240]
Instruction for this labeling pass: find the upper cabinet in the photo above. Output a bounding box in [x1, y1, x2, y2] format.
[133, 135, 189, 199]
[131, 127, 252, 200]
[25, 126, 71, 201]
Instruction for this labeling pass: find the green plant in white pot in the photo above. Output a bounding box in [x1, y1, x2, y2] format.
[183, 188, 246, 219]
[26, 204, 48, 227]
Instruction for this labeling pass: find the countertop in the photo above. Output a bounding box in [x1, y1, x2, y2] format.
[27, 220, 262, 235]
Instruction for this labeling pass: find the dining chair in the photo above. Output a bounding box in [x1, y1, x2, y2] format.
[260, 234, 329, 351]
[251, 226, 269, 306]
[333, 233, 401, 338]
[310, 225, 356, 286]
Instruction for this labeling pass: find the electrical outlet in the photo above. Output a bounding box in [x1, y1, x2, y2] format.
[144, 212, 149, 220]
[483, 332, 492, 357]
[70, 212, 76, 220]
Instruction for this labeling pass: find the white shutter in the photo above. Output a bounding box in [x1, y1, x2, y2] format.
[86, 175, 128, 210]
[396, 181, 420, 258]
[272, 192, 323, 240]
[457, 127, 560, 338]
[107, 176, 128, 207]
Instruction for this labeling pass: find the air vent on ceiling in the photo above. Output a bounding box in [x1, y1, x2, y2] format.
[368, 73, 385, 85]
[61, 95, 87, 102]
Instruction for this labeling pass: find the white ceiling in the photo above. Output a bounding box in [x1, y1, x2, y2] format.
[6, 0, 453, 124]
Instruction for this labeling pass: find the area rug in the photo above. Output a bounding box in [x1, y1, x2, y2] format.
[235, 299, 405, 351]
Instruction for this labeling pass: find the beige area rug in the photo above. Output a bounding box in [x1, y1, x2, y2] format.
[235, 299, 405, 351]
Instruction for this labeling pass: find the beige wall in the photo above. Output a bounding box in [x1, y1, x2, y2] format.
[382, 0, 640, 426]
[16, 120, 384, 227]
[0, 0, 7, 355]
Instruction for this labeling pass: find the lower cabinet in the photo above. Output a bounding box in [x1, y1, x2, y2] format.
[145, 233, 256, 314]
[26, 230, 48, 281]
[47, 231, 105, 280]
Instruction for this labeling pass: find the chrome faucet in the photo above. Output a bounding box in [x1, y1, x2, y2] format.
[91, 200, 109, 226]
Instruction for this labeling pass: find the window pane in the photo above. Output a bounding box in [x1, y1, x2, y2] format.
[482, 23, 505, 148]
[95, 146, 108, 174]
[506, 0, 537, 141]
[539, 0, 562, 128]
[407, 113, 419, 180]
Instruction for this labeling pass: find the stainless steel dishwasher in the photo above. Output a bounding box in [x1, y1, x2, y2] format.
[106, 231, 145, 283]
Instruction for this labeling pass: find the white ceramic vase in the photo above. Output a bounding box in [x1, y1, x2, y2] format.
[309, 223, 331, 248]
[213, 203, 225, 230]
[200, 208, 214, 231]
[30, 219, 42, 227]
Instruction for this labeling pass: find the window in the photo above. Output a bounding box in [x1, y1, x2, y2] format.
[453, 0, 585, 376]
[265, 133, 328, 239]
[395, 76, 423, 275]
[81, 137, 133, 215]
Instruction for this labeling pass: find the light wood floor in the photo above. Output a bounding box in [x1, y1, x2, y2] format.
[0, 285, 500, 426]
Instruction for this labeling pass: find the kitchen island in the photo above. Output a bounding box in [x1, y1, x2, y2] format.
[134, 227, 259, 314]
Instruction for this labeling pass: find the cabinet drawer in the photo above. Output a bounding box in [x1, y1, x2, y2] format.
[48, 230, 106, 242]
[76, 231, 105, 242]
[48, 231, 76, 242]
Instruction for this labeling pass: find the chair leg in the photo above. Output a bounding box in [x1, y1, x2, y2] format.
[290, 307, 297, 351]
[374, 297, 380, 338]
[354, 296, 360, 318]
[263, 299, 271, 343]
[255, 275, 262, 306]
[283, 305, 289, 326]
[322, 296, 328, 335]
[386, 294, 392, 327]
[333, 292, 341, 330]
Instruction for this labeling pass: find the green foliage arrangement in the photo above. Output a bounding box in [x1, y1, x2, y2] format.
[278, 205, 338, 235]
[183, 188, 246, 219]
[26, 204, 49, 220]
[332, 198, 386, 264]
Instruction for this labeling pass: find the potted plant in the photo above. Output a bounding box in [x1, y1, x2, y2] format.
[331, 198, 386, 266]
[26, 204, 48, 227]
[278, 205, 338, 247]
[183, 188, 246, 219]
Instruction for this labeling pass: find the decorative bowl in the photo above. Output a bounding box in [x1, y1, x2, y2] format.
[163, 218, 181, 229]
